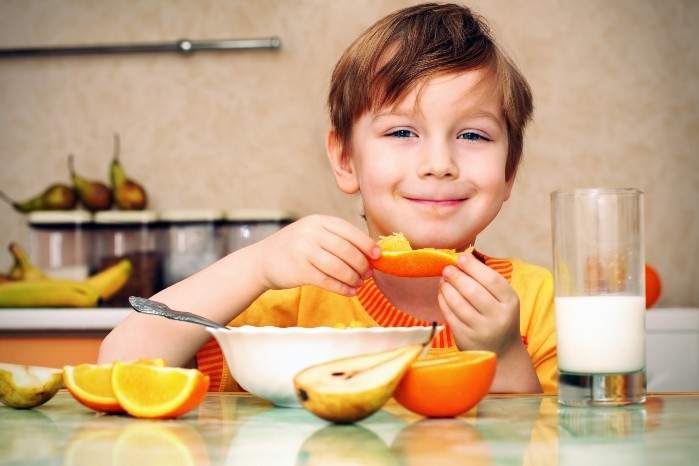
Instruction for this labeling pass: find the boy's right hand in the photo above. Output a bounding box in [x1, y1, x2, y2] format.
[251, 215, 381, 296]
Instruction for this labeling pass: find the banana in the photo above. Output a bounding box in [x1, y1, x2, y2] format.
[85, 259, 132, 300]
[0, 280, 101, 308]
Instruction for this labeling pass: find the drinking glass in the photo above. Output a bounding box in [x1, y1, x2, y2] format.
[551, 188, 646, 406]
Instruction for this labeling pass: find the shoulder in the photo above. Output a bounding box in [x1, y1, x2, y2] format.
[478, 251, 552, 288]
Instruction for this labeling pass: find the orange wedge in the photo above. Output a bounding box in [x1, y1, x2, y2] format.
[393, 351, 496, 418]
[63, 358, 165, 413]
[370, 233, 471, 277]
[111, 363, 209, 419]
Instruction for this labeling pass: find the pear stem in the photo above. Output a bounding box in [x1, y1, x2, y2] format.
[68, 153, 76, 176]
[112, 132, 121, 162]
[0, 189, 14, 206]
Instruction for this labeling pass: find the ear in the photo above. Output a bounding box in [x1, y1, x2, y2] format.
[503, 172, 516, 202]
[326, 129, 360, 194]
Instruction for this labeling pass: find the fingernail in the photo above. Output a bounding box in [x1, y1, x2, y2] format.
[442, 265, 454, 277]
[371, 246, 382, 259]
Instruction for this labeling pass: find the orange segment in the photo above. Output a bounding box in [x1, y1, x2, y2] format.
[63, 363, 123, 413]
[111, 363, 209, 419]
[393, 351, 496, 418]
[371, 233, 470, 277]
[63, 358, 165, 413]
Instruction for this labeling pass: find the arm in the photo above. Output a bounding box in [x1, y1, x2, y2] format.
[98, 215, 380, 368]
[438, 253, 542, 393]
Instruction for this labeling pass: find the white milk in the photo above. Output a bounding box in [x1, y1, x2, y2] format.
[556, 295, 646, 373]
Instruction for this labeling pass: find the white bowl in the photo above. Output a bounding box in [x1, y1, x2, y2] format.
[206, 325, 442, 408]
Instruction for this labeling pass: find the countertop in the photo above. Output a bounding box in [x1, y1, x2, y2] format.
[1, 392, 698, 464]
[0, 308, 131, 332]
[0, 307, 696, 331]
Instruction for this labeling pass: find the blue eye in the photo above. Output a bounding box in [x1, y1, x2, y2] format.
[458, 132, 491, 142]
[388, 129, 416, 138]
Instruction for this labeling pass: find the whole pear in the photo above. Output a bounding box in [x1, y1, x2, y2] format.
[0, 363, 64, 409]
[109, 133, 147, 210]
[0, 184, 76, 213]
[68, 154, 112, 211]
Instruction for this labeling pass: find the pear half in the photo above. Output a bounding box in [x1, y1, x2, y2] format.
[293, 344, 424, 423]
[0, 363, 64, 409]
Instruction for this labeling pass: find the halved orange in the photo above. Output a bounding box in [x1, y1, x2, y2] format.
[63, 358, 165, 413]
[111, 363, 210, 419]
[393, 351, 496, 418]
[370, 233, 471, 277]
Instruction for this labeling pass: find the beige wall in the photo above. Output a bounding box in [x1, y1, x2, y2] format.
[0, 0, 697, 307]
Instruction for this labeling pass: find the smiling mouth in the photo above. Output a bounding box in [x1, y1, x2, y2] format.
[405, 197, 466, 207]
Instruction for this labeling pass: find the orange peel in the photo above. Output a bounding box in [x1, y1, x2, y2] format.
[370, 233, 473, 277]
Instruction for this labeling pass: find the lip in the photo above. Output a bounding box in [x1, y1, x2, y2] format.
[404, 197, 466, 208]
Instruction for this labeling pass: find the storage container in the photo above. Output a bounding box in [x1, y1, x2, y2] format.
[27, 210, 93, 280]
[93, 210, 163, 307]
[225, 209, 295, 253]
[160, 208, 225, 287]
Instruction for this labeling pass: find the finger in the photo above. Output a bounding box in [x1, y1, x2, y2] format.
[455, 253, 510, 303]
[438, 278, 480, 326]
[322, 218, 381, 260]
[437, 284, 480, 348]
[308, 247, 366, 289]
[318, 229, 375, 279]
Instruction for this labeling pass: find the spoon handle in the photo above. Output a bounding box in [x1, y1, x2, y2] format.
[128, 296, 229, 330]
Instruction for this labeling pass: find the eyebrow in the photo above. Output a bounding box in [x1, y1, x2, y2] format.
[371, 107, 504, 129]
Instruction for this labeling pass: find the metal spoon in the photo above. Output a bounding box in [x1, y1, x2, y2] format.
[128, 296, 230, 330]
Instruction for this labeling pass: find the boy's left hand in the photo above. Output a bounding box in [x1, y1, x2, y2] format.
[438, 253, 521, 356]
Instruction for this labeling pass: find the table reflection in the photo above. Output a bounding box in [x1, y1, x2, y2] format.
[1, 392, 698, 465]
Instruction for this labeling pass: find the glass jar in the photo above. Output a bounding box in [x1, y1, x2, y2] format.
[160, 208, 225, 287]
[27, 210, 93, 280]
[225, 209, 296, 253]
[93, 210, 163, 307]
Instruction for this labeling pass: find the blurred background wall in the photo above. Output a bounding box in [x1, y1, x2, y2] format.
[0, 0, 697, 306]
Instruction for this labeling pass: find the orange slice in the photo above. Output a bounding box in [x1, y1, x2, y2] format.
[370, 233, 471, 277]
[63, 358, 165, 413]
[111, 363, 210, 419]
[393, 351, 496, 418]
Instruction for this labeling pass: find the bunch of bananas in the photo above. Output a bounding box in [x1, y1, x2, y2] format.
[0, 242, 131, 308]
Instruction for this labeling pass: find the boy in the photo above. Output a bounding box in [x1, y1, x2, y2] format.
[99, 3, 557, 394]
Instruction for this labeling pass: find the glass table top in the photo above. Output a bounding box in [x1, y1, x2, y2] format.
[1, 391, 698, 465]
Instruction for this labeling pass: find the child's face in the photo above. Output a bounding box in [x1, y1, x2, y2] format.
[330, 69, 512, 250]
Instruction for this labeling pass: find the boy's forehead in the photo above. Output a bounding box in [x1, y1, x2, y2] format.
[372, 69, 503, 115]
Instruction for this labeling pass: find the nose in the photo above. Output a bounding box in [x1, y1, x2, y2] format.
[417, 141, 459, 179]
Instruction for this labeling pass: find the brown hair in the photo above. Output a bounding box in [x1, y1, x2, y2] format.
[328, 3, 533, 180]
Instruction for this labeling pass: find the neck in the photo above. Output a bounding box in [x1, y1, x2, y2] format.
[372, 272, 444, 323]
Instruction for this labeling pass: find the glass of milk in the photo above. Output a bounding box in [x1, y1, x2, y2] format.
[551, 188, 646, 406]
